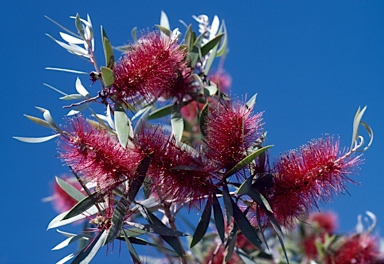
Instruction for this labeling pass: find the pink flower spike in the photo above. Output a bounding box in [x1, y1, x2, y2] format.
[59, 116, 143, 190]
[205, 101, 263, 173]
[112, 32, 194, 104]
[269, 136, 362, 226]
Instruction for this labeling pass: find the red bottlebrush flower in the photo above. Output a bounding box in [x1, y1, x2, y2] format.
[50, 175, 84, 213]
[268, 136, 361, 226]
[59, 116, 143, 190]
[112, 32, 194, 104]
[135, 126, 217, 207]
[308, 211, 338, 234]
[208, 70, 232, 94]
[205, 101, 263, 173]
[327, 234, 381, 264]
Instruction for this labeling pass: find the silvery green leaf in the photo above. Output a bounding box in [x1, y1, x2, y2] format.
[210, 16, 220, 39]
[131, 27, 137, 42]
[52, 235, 88, 251]
[56, 253, 75, 264]
[47, 205, 99, 229]
[66, 102, 91, 116]
[45, 15, 78, 37]
[46, 34, 89, 57]
[45, 67, 88, 74]
[23, 114, 51, 128]
[101, 27, 114, 69]
[160, 11, 170, 30]
[59, 32, 85, 44]
[200, 33, 224, 57]
[71, 231, 106, 264]
[56, 176, 85, 202]
[216, 21, 228, 57]
[203, 39, 219, 75]
[114, 102, 133, 148]
[101, 67, 114, 87]
[13, 134, 59, 143]
[75, 78, 90, 97]
[246, 94, 257, 109]
[60, 94, 85, 100]
[43, 83, 68, 96]
[133, 106, 151, 137]
[156, 25, 172, 38]
[171, 103, 183, 142]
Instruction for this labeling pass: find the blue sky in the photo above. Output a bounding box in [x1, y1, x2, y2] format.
[2, 1, 384, 263]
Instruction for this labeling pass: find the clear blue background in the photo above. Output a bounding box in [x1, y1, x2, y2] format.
[2, 1, 384, 263]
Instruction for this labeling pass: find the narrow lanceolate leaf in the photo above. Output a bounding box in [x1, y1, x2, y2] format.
[200, 33, 224, 57]
[231, 199, 262, 248]
[236, 177, 253, 196]
[216, 21, 228, 57]
[47, 205, 99, 229]
[351, 106, 367, 149]
[171, 103, 184, 142]
[199, 102, 209, 137]
[105, 196, 130, 245]
[52, 234, 88, 251]
[225, 145, 273, 178]
[56, 176, 85, 202]
[225, 223, 238, 261]
[24, 114, 51, 128]
[43, 109, 62, 132]
[101, 27, 114, 69]
[71, 231, 106, 264]
[222, 185, 233, 226]
[128, 222, 186, 237]
[203, 38, 219, 75]
[114, 102, 133, 149]
[63, 191, 103, 220]
[246, 94, 257, 110]
[122, 230, 141, 264]
[13, 134, 60, 143]
[160, 11, 170, 31]
[131, 27, 137, 42]
[139, 206, 184, 257]
[212, 194, 225, 243]
[128, 156, 151, 202]
[148, 99, 193, 120]
[101, 66, 114, 87]
[45, 67, 87, 74]
[127, 237, 179, 256]
[190, 200, 212, 248]
[155, 25, 172, 38]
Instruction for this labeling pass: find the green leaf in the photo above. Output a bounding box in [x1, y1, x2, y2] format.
[75, 13, 85, 39]
[129, 222, 186, 237]
[121, 228, 147, 237]
[122, 230, 141, 264]
[101, 66, 114, 87]
[236, 177, 253, 196]
[104, 196, 130, 245]
[216, 21, 228, 57]
[45, 67, 88, 74]
[46, 34, 89, 57]
[63, 191, 103, 220]
[114, 102, 133, 149]
[212, 194, 225, 243]
[160, 11, 170, 31]
[127, 237, 179, 256]
[190, 200, 212, 248]
[246, 94, 257, 110]
[155, 25, 172, 37]
[200, 33, 224, 57]
[128, 156, 151, 202]
[59, 94, 86, 100]
[52, 234, 88, 251]
[171, 103, 183, 142]
[139, 206, 184, 257]
[71, 231, 106, 264]
[222, 185, 233, 226]
[45, 15, 78, 38]
[131, 27, 137, 42]
[203, 39, 219, 75]
[148, 99, 192, 120]
[184, 24, 193, 51]
[101, 27, 114, 69]
[225, 145, 273, 178]
[56, 176, 85, 202]
[225, 223, 238, 261]
[13, 134, 59, 143]
[199, 102, 209, 137]
[231, 199, 262, 248]
[24, 114, 51, 128]
[47, 205, 99, 229]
